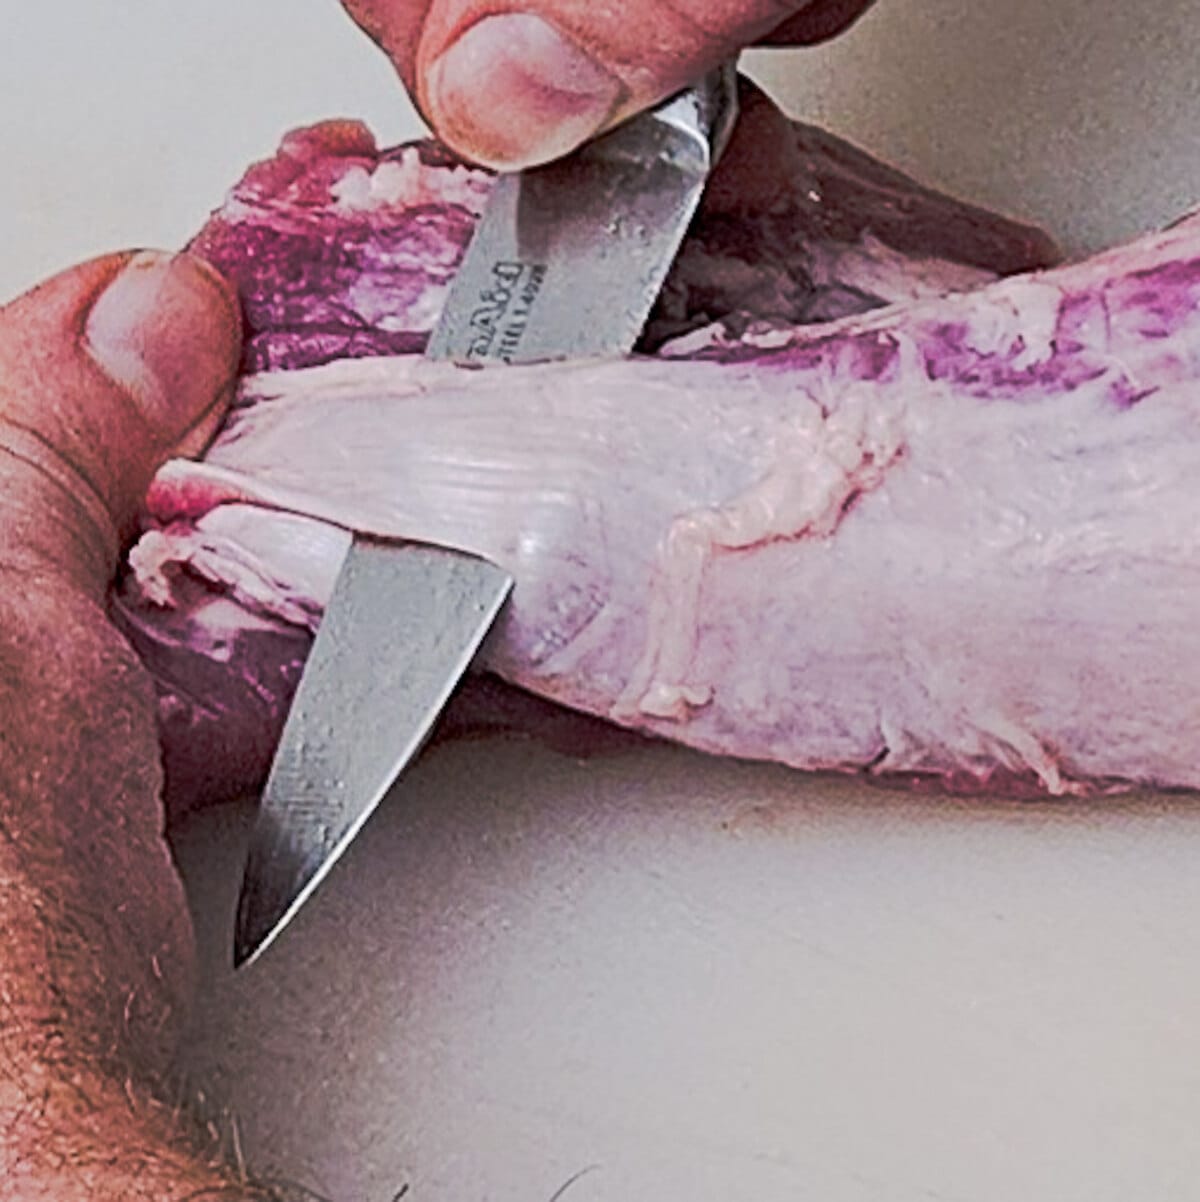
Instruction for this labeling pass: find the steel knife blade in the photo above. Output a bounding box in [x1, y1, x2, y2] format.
[426, 61, 739, 364]
[234, 541, 512, 967]
[233, 64, 739, 968]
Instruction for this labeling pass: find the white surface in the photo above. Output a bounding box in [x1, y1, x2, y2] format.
[751, 4, 1200, 258]
[175, 750, 1200, 1202]
[7, 0, 1200, 304]
[8, 3, 1200, 1199]
[3, 0, 422, 303]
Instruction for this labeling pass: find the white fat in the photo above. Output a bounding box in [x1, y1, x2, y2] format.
[809, 233, 998, 306]
[329, 164, 372, 211]
[371, 285, 447, 333]
[875, 706, 1081, 796]
[362, 158, 420, 207]
[612, 390, 905, 723]
[329, 147, 490, 214]
[656, 323, 727, 358]
[131, 508, 350, 629]
[960, 278, 1064, 369]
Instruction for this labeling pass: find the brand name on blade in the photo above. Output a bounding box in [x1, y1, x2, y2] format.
[465, 260, 548, 362]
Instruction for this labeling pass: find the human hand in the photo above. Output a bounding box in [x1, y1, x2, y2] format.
[341, 0, 877, 168]
[0, 253, 249, 1196]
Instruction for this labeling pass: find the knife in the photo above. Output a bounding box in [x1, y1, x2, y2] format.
[233, 62, 740, 968]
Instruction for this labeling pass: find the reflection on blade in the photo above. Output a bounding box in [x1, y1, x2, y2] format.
[234, 539, 512, 967]
[425, 63, 739, 364]
[234, 64, 739, 969]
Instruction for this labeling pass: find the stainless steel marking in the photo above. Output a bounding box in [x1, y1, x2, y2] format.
[426, 63, 739, 364]
[234, 63, 739, 968]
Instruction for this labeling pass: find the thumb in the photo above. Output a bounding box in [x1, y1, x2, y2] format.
[345, 0, 876, 169]
[0, 251, 240, 598]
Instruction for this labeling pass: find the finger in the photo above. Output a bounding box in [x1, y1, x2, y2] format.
[0, 252, 241, 598]
[343, 0, 872, 169]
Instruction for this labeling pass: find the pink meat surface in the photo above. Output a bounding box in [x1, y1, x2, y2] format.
[114, 116, 1200, 814]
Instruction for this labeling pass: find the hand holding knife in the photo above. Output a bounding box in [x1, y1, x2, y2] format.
[234, 64, 740, 967]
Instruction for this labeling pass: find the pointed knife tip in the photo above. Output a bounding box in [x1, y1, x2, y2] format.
[232, 916, 260, 969]
[232, 910, 283, 970]
[232, 912, 267, 971]
[232, 872, 285, 970]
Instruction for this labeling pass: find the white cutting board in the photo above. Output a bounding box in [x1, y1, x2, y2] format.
[9, 3, 1200, 1199]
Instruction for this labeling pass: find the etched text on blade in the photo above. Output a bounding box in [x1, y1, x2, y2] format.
[426, 68, 738, 367]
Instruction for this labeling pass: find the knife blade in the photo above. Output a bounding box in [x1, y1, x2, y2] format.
[233, 63, 740, 968]
[234, 541, 512, 966]
[426, 61, 739, 364]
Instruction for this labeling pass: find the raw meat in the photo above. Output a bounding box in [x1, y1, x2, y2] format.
[184, 114, 1057, 374]
[114, 117, 1200, 814]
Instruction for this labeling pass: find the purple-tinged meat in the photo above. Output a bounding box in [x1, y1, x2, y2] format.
[126, 115, 1200, 816]
[186, 114, 1057, 374]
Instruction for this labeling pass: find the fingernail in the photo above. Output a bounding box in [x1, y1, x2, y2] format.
[85, 251, 238, 447]
[424, 14, 624, 169]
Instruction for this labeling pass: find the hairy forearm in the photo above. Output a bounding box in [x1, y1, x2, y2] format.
[0, 576, 252, 1199]
[2, 1047, 242, 1201]
[0, 241, 253, 1196]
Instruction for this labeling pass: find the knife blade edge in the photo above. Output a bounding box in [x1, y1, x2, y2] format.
[233, 65, 739, 967]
